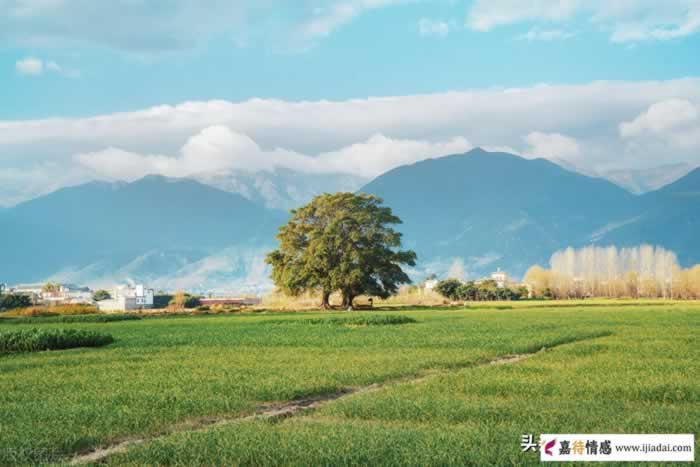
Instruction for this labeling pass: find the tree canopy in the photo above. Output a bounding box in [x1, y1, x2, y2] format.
[266, 192, 416, 309]
[0, 294, 32, 311]
[92, 290, 111, 302]
[434, 279, 527, 302]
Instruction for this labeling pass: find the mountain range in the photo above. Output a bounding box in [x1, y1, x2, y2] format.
[0, 176, 286, 291]
[1, 148, 698, 289]
[361, 149, 638, 278]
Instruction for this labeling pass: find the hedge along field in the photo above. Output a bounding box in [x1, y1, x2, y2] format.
[0, 328, 113, 353]
[0, 303, 698, 465]
[0, 313, 142, 325]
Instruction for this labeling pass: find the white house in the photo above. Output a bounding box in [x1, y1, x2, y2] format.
[97, 284, 154, 312]
[44, 284, 93, 305]
[490, 269, 510, 288]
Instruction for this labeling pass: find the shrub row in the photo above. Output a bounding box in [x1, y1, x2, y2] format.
[1, 314, 141, 324]
[3, 304, 99, 317]
[0, 328, 114, 353]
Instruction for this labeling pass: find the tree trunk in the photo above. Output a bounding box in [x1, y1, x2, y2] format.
[342, 292, 355, 310]
[320, 291, 331, 310]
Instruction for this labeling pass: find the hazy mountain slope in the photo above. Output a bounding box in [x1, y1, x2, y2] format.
[360, 148, 637, 278]
[0, 176, 287, 286]
[197, 169, 369, 211]
[598, 167, 700, 266]
[601, 163, 695, 194]
[546, 159, 694, 194]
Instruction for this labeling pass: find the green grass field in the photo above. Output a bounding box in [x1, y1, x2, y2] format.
[1, 301, 698, 465]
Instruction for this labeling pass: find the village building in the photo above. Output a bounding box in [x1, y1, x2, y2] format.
[490, 268, 510, 288]
[8, 283, 93, 304]
[97, 284, 154, 312]
[42, 284, 93, 305]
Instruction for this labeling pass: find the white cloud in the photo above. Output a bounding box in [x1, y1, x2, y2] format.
[15, 57, 43, 75]
[3, 78, 700, 205]
[312, 134, 471, 176]
[467, 0, 700, 42]
[1, 0, 249, 52]
[301, 0, 407, 39]
[418, 18, 450, 37]
[516, 28, 575, 41]
[620, 98, 698, 136]
[467, 0, 580, 32]
[14, 56, 78, 77]
[526, 131, 581, 160]
[1, 0, 408, 52]
[75, 126, 473, 181]
[620, 99, 700, 164]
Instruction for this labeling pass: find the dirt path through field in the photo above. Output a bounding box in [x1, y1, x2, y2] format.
[68, 336, 602, 465]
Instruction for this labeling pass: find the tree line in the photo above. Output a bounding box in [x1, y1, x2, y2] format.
[525, 245, 700, 299]
[434, 279, 528, 302]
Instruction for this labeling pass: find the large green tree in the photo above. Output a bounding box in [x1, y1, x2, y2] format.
[266, 192, 416, 309]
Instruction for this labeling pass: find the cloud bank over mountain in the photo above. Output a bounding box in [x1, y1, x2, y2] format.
[2, 78, 700, 206]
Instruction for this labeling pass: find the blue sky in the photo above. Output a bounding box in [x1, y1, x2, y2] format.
[2, 1, 700, 206]
[4, 0, 700, 119]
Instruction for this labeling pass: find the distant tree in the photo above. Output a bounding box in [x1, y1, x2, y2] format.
[171, 291, 187, 309]
[434, 279, 463, 301]
[477, 284, 497, 301]
[169, 292, 201, 309]
[92, 290, 111, 302]
[436, 279, 525, 302]
[516, 286, 530, 300]
[456, 282, 477, 301]
[183, 295, 201, 308]
[266, 192, 416, 309]
[523, 265, 552, 299]
[0, 294, 32, 310]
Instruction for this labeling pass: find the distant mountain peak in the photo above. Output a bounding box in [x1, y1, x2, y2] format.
[655, 165, 700, 195]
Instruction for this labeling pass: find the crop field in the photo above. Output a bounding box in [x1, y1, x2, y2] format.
[1, 301, 698, 465]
